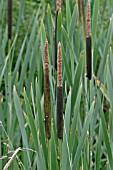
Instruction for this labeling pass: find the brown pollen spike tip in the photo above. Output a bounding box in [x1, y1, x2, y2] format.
[57, 42, 62, 87]
[55, 0, 62, 70]
[86, 0, 92, 80]
[86, 0, 91, 37]
[44, 39, 51, 139]
[44, 40, 49, 72]
[56, 0, 62, 12]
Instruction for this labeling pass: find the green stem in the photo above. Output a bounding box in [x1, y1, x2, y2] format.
[88, 80, 91, 170]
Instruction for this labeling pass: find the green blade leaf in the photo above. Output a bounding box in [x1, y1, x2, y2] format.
[13, 86, 31, 166]
[72, 100, 95, 169]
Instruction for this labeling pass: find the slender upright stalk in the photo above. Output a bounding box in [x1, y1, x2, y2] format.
[44, 39, 51, 139]
[55, 0, 62, 70]
[86, 0, 92, 80]
[78, 0, 81, 22]
[8, 0, 12, 40]
[57, 42, 63, 139]
[81, 0, 85, 35]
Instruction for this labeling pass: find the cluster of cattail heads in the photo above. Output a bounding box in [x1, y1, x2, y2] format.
[44, 0, 92, 141]
[44, 40, 63, 140]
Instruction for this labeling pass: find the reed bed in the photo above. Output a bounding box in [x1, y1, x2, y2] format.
[0, 0, 113, 169]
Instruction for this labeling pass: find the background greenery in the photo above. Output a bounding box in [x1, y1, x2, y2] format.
[0, 0, 113, 169]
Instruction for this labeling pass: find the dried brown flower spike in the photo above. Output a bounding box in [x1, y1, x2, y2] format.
[86, 0, 92, 80]
[8, 0, 12, 39]
[57, 42, 63, 139]
[44, 39, 51, 139]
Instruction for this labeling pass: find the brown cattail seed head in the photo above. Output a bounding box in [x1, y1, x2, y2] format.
[86, 0, 92, 80]
[57, 42, 62, 87]
[44, 39, 49, 72]
[8, 0, 12, 39]
[44, 39, 51, 139]
[57, 86, 63, 139]
[56, 0, 62, 11]
[86, 0, 91, 37]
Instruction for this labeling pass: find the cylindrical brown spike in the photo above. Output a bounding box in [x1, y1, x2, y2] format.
[8, 0, 12, 39]
[57, 87, 63, 139]
[44, 39, 51, 139]
[57, 42, 63, 139]
[86, 0, 92, 80]
[86, 37, 92, 80]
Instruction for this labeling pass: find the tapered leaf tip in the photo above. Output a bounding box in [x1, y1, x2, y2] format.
[13, 85, 16, 91]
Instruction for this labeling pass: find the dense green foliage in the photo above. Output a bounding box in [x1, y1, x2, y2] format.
[0, 0, 113, 169]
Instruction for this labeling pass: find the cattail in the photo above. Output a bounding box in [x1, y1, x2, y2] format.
[44, 39, 51, 139]
[8, 0, 12, 39]
[57, 42, 63, 139]
[86, 0, 92, 80]
[55, 0, 62, 70]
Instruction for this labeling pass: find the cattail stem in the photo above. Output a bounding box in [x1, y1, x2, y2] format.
[44, 39, 51, 139]
[86, 0, 92, 80]
[81, 0, 85, 35]
[8, 0, 12, 40]
[57, 42, 63, 139]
